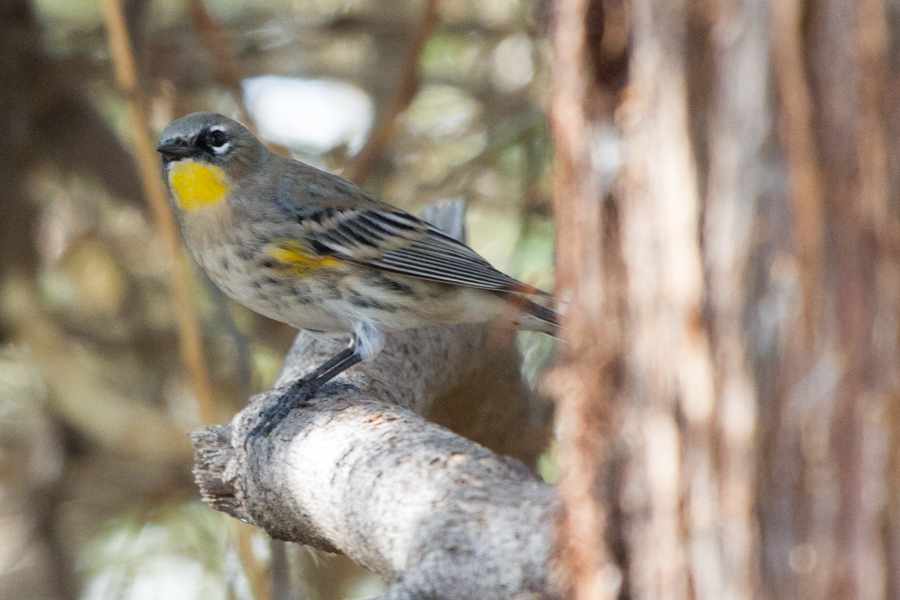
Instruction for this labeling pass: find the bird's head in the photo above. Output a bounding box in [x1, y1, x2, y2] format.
[157, 112, 263, 213]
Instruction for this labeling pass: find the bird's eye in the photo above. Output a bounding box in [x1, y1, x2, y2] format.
[208, 129, 228, 148]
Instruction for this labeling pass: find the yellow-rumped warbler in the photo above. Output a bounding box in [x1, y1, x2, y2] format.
[157, 112, 557, 441]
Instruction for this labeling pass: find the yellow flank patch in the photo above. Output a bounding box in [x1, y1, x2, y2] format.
[168, 161, 231, 211]
[267, 241, 342, 275]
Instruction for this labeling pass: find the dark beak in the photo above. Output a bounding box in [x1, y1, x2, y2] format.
[156, 139, 194, 160]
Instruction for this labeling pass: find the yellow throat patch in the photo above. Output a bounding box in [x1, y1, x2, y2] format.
[168, 161, 231, 211]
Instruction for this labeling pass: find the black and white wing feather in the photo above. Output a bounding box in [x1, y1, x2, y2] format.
[294, 206, 547, 295]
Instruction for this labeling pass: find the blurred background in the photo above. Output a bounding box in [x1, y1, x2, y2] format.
[0, 0, 557, 598]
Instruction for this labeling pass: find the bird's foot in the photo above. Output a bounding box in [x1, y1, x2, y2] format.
[244, 378, 318, 447]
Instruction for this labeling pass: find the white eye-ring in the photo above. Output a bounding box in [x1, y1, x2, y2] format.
[207, 126, 231, 154]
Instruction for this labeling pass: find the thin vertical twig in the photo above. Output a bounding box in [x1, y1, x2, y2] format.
[236, 521, 272, 600]
[346, 0, 439, 184]
[187, 0, 252, 124]
[101, 0, 217, 425]
[186, 0, 289, 157]
[102, 4, 275, 599]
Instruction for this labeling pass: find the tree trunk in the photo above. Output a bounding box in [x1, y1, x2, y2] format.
[548, 0, 900, 599]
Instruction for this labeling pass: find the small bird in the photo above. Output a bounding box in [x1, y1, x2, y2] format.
[157, 112, 557, 442]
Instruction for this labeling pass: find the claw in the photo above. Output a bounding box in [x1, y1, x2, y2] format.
[244, 379, 317, 447]
[242, 335, 365, 448]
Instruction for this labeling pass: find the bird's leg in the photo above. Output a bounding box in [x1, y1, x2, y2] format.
[245, 335, 363, 445]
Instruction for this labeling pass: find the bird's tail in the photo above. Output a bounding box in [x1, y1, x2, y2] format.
[498, 292, 559, 336]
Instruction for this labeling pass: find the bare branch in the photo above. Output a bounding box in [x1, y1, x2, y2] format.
[192, 327, 560, 599]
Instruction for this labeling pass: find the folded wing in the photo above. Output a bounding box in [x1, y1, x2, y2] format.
[294, 206, 547, 295]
